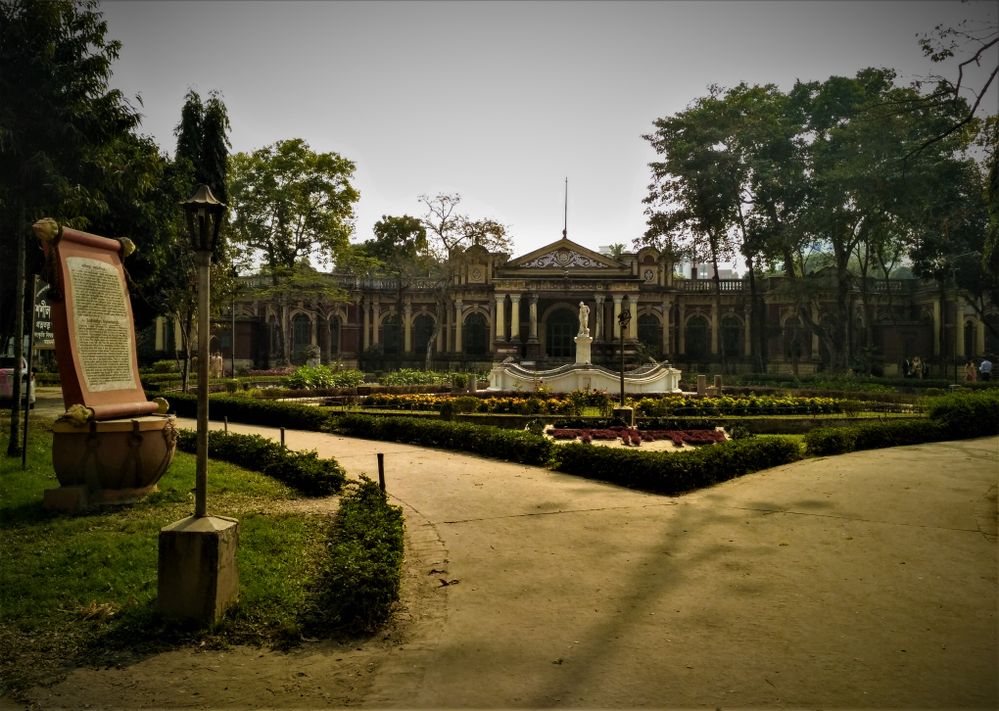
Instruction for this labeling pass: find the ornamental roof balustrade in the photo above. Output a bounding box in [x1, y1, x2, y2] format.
[677, 278, 745, 292]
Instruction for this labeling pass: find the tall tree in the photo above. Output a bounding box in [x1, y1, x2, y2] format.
[0, 0, 141, 454]
[644, 88, 739, 368]
[228, 138, 359, 363]
[144, 89, 233, 391]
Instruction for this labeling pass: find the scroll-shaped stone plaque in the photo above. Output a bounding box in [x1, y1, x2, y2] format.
[35, 221, 158, 420]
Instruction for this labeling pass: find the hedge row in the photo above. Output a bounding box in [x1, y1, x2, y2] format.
[333, 413, 555, 466]
[175, 429, 346, 496]
[168, 392, 333, 431]
[552, 437, 802, 495]
[804, 389, 999, 456]
[301, 477, 405, 635]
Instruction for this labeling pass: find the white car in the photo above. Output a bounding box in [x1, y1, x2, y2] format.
[0, 357, 36, 405]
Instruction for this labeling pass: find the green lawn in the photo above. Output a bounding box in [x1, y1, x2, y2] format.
[0, 416, 334, 697]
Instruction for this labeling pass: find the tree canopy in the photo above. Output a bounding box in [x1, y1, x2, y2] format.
[228, 138, 359, 278]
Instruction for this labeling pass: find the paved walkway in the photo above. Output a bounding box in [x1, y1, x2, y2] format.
[196, 419, 996, 708]
[15, 393, 999, 707]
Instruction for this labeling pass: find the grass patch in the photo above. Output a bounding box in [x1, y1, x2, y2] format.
[0, 418, 332, 699]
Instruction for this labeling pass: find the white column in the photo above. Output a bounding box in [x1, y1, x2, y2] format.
[628, 297, 638, 339]
[454, 299, 463, 352]
[594, 295, 605, 341]
[495, 294, 506, 341]
[528, 295, 538, 340]
[371, 298, 381, 346]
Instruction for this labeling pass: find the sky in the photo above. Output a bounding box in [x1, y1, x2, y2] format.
[100, 0, 998, 263]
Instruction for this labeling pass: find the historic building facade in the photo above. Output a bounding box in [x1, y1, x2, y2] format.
[148, 235, 998, 379]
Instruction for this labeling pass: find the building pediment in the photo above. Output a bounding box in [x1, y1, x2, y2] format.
[503, 236, 627, 274]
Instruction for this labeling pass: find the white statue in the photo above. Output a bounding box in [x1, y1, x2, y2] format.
[578, 301, 590, 337]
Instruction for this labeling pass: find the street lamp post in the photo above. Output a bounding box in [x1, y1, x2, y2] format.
[182, 184, 225, 516]
[618, 308, 631, 406]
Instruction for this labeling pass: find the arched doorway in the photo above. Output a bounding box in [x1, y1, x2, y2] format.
[546, 307, 576, 358]
[413, 313, 435, 357]
[685, 315, 709, 361]
[638, 313, 661, 358]
[464, 312, 488, 356]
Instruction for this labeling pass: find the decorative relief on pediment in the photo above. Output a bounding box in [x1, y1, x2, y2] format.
[520, 246, 610, 269]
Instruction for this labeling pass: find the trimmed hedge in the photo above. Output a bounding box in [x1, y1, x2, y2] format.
[302, 477, 405, 635]
[804, 389, 999, 456]
[176, 429, 346, 496]
[552, 437, 802, 495]
[333, 413, 555, 466]
[167, 392, 334, 431]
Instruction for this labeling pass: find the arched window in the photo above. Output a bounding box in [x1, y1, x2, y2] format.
[638, 313, 661, 357]
[291, 313, 312, 362]
[546, 308, 576, 357]
[413, 314, 435, 356]
[685, 315, 709, 361]
[381, 314, 400, 355]
[464, 312, 488, 355]
[721, 315, 742, 358]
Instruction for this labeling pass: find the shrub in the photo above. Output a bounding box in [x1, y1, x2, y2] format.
[925, 388, 999, 438]
[552, 437, 801, 495]
[302, 477, 404, 635]
[167, 392, 334, 431]
[333, 414, 555, 466]
[175, 429, 345, 496]
[285, 365, 365, 390]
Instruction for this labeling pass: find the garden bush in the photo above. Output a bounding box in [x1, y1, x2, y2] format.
[176, 429, 345, 496]
[804, 389, 999, 456]
[333, 414, 555, 466]
[551, 436, 801, 495]
[284, 365, 364, 390]
[168, 392, 335, 431]
[302, 477, 404, 635]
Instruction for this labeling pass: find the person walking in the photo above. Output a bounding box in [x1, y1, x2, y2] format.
[965, 360, 978, 382]
[979, 356, 993, 381]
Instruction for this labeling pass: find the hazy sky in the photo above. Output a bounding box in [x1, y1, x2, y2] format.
[101, 0, 997, 261]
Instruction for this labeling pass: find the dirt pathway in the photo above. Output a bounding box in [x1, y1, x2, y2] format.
[12, 419, 998, 709]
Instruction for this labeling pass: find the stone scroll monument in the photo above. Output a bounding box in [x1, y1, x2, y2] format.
[33, 219, 176, 510]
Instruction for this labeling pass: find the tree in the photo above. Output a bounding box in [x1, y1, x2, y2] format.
[228, 138, 359, 363]
[136, 89, 233, 391]
[417, 193, 511, 368]
[643, 88, 740, 369]
[0, 0, 142, 454]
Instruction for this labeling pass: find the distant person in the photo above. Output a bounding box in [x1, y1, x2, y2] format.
[911, 355, 923, 379]
[965, 360, 977, 382]
[980, 356, 993, 381]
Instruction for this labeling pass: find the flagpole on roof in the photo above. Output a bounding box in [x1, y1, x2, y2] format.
[562, 177, 568, 239]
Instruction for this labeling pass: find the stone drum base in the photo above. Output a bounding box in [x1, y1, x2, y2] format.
[45, 415, 177, 511]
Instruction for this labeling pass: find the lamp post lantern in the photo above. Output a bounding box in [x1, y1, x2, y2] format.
[158, 184, 238, 626]
[618, 307, 631, 406]
[181, 184, 225, 518]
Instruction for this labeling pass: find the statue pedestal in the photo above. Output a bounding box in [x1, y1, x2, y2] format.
[574, 335, 593, 365]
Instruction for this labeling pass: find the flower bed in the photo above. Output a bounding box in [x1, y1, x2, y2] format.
[547, 426, 725, 448]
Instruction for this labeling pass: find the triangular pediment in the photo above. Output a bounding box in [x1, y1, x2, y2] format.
[505, 236, 625, 271]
